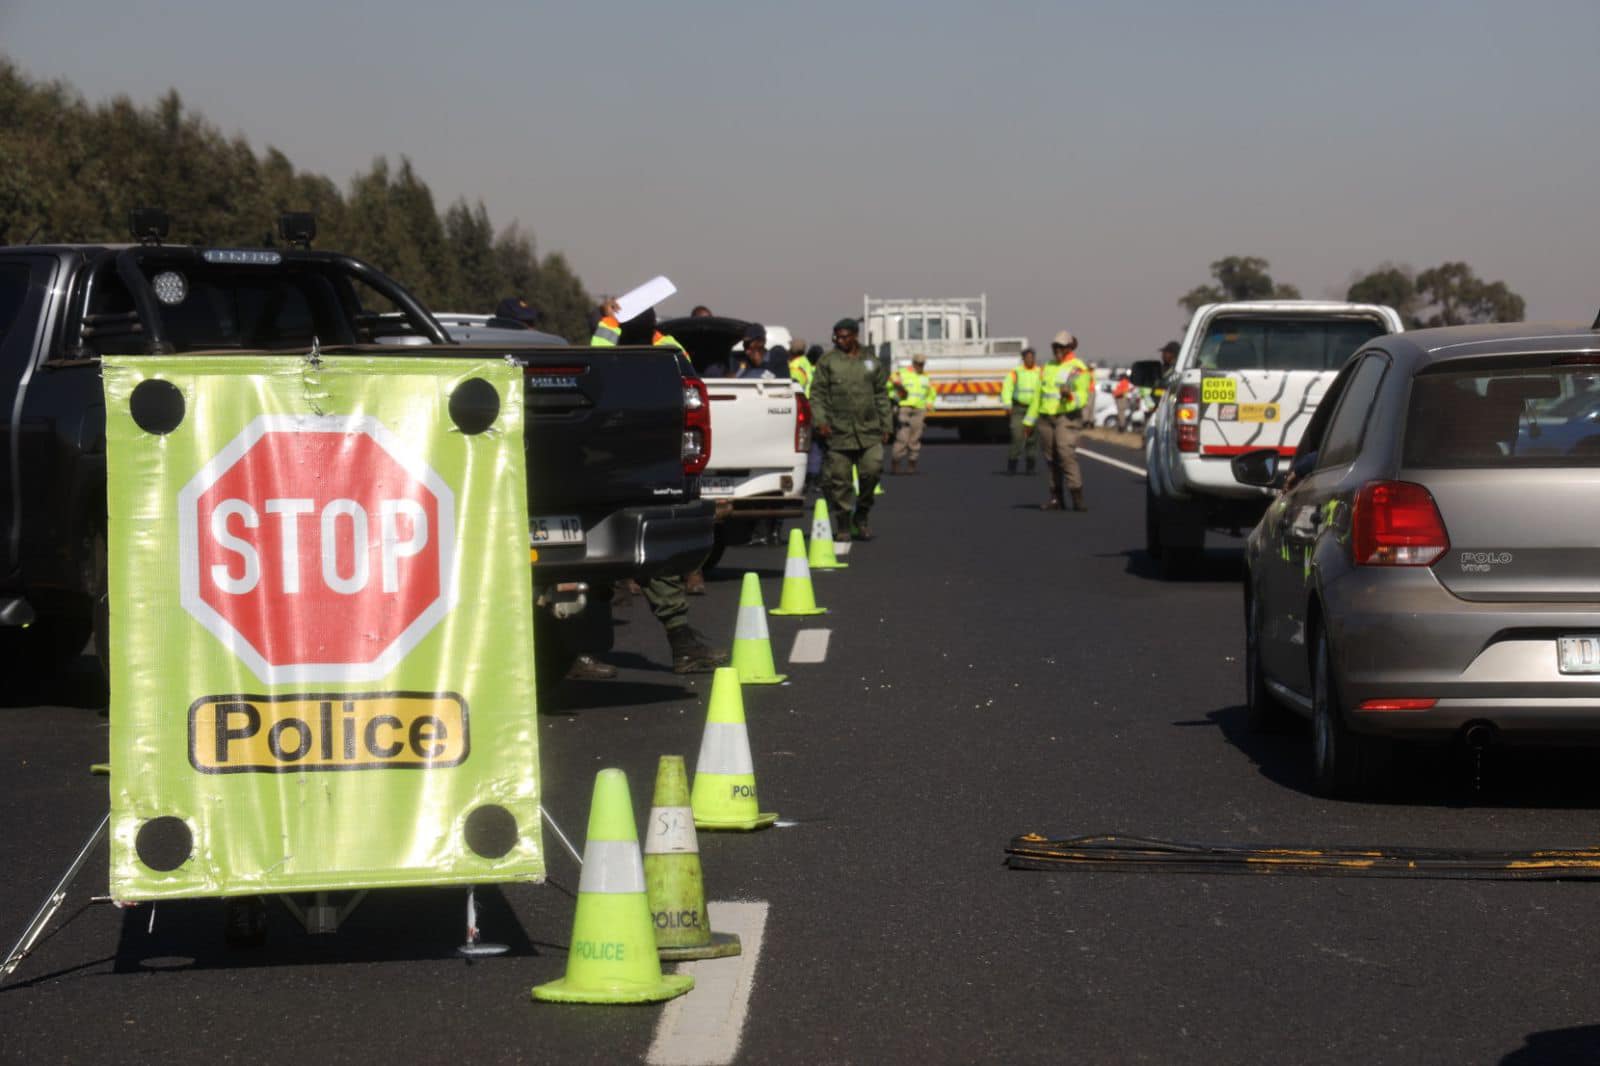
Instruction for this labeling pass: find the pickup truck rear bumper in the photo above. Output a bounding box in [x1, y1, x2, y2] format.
[531, 500, 715, 587]
[723, 495, 805, 520]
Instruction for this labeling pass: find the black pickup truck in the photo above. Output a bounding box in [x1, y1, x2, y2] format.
[0, 226, 713, 678]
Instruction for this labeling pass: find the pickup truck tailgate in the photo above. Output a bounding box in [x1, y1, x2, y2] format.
[703, 378, 800, 472]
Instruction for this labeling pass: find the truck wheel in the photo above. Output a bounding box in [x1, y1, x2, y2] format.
[1310, 627, 1390, 799]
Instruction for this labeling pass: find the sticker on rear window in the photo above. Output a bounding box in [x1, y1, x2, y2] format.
[1201, 378, 1236, 404]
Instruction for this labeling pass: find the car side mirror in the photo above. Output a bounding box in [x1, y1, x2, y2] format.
[1128, 359, 1164, 389]
[1231, 448, 1286, 489]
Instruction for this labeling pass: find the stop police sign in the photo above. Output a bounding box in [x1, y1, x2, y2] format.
[178, 414, 458, 683]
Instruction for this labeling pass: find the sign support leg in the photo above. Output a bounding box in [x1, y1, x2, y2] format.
[2, 813, 110, 983]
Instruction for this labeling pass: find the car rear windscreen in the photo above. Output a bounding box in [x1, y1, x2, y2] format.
[1405, 365, 1600, 468]
[1195, 317, 1388, 372]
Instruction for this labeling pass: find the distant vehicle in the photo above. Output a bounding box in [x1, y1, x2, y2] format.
[1235, 318, 1600, 798]
[1137, 300, 1405, 577]
[657, 315, 810, 566]
[862, 295, 1028, 442]
[0, 214, 713, 683]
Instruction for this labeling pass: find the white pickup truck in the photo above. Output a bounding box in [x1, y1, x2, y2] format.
[1140, 300, 1404, 577]
[658, 316, 810, 565]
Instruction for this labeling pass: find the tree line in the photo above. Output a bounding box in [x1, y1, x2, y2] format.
[1179, 255, 1526, 328]
[0, 59, 593, 340]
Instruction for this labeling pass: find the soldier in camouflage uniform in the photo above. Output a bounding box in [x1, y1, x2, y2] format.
[809, 318, 893, 541]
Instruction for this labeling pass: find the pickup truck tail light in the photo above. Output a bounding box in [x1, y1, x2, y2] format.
[682, 378, 711, 476]
[795, 393, 813, 453]
[1352, 481, 1448, 566]
[1176, 383, 1200, 452]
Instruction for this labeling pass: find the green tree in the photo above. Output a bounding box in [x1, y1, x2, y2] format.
[1179, 255, 1300, 313]
[1413, 261, 1525, 327]
[1347, 263, 1419, 325]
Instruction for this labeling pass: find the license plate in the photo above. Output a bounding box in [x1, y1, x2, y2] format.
[701, 477, 737, 496]
[1558, 636, 1600, 674]
[530, 515, 584, 545]
[940, 395, 976, 404]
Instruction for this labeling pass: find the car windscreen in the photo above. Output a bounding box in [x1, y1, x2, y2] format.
[1195, 316, 1387, 372]
[1404, 364, 1600, 468]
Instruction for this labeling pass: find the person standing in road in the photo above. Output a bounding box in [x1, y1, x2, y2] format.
[581, 300, 727, 674]
[1151, 340, 1180, 409]
[1001, 347, 1042, 475]
[809, 318, 892, 540]
[889, 352, 936, 474]
[801, 343, 825, 491]
[1025, 331, 1092, 511]
[736, 324, 784, 379]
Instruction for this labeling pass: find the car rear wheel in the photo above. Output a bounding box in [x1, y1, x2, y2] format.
[1311, 627, 1390, 799]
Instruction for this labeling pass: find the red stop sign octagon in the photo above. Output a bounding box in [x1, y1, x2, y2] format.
[178, 415, 458, 683]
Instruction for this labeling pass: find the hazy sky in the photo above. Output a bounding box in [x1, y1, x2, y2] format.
[5, 0, 1598, 357]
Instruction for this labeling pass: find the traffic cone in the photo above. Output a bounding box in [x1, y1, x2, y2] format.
[771, 528, 827, 616]
[692, 667, 778, 831]
[531, 769, 695, 1004]
[731, 572, 786, 685]
[644, 755, 742, 961]
[807, 498, 848, 571]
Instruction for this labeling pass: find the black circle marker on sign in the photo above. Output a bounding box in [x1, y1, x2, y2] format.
[130, 379, 186, 435]
[449, 378, 500, 435]
[464, 804, 519, 859]
[135, 816, 193, 871]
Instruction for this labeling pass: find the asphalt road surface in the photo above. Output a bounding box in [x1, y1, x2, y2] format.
[7, 431, 1600, 1064]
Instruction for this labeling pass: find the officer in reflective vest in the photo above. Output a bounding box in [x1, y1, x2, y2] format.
[889, 353, 936, 475]
[1024, 330, 1092, 511]
[1000, 347, 1042, 475]
[787, 336, 812, 395]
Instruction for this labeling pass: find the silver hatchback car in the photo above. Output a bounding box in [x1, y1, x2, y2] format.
[1235, 319, 1600, 797]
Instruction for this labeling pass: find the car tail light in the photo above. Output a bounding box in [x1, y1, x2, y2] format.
[795, 393, 813, 453]
[682, 378, 711, 476]
[1358, 698, 1438, 711]
[1352, 481, 1448, 566]
[1176, 383, 1200, 452]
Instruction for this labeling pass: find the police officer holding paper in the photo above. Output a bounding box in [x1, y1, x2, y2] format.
[1024, 330, 1092, 512]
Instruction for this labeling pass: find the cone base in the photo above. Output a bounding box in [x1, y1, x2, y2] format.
[658, 931, 742, 961]
[737, 672, 787, 685]
[771, 606, 827, 616]
[695, 810, 779, 832]
[810, 561, 848, 570]
[532, 972, 694, 1005]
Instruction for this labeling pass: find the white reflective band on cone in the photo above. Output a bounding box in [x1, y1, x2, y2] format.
[696, 722, 755, 775]
[734, 605, 769, 640]
[577, 839, 648, 894]
[783, 555, 809, 579]
[642, 806, 699, 854]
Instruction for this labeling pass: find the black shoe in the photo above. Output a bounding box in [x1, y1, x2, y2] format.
[851, 512, 874, 541]
[669, 626, 729, 674]
[565, 653, 617, 681]
[1006, 460, 1017, 475]
[1025, 461, 1037, 474]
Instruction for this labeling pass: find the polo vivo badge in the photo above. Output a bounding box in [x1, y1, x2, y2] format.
[102, 355, 542, 899]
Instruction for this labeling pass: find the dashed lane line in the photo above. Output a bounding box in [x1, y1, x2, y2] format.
[647, 900, 770, 1066]
[1078, 447, 1147, 478]
[788, 628, 831, 664]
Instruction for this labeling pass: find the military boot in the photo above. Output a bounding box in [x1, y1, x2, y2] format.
[1025, 459, 1037, 475]
[1006, 459, 1017, 475]
[668, 625, 728, 675]
[908, 460, 918, 475]
[1070, 489, 1087, 512]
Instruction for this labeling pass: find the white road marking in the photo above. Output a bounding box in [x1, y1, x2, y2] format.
[1078, 447, 1147, 478]
[788, 628, 831, 664]
[648, 900, 770, 1066]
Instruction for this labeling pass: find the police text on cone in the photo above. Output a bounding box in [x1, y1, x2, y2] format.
[644, 754, 741, 960]
[532, 768, 694, 1004]
[692, 667, 777, 831]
